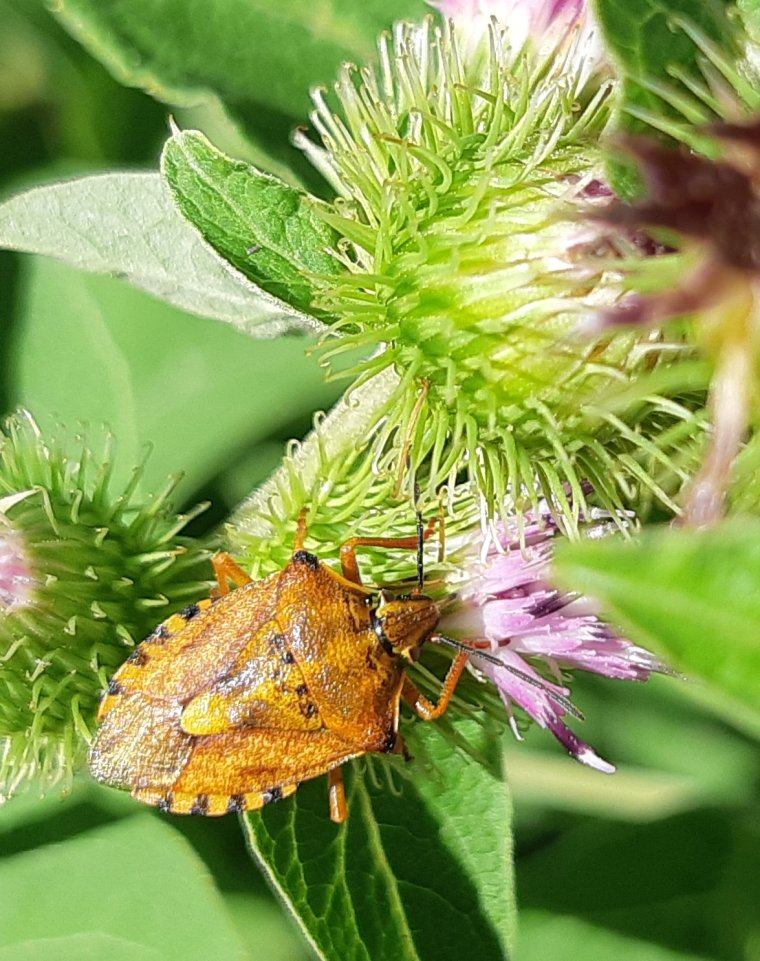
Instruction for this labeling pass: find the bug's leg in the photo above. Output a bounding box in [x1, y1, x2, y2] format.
[339, 519, 437, 585]
[211, 552, 253, 597]
[391, 731, 412, 762]
[293, 508, 308, 552]
[327, 766, 348, 823]
[401, 650, 469, 721]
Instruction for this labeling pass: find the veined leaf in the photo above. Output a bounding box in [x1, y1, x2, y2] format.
[243, 715, 515, 961]
[594, 0, 741, 194]
[162, 129, 342, 318]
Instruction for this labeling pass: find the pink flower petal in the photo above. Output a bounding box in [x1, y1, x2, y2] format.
[445, 505, 670, 772]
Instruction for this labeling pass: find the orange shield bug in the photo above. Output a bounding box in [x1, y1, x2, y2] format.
[89, 513, 495, 822]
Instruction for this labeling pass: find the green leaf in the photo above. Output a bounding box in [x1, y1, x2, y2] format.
[594, 0, 740, 194]
[0, 172, 319, 335]
[242, 715, 515, 961]
[554, 520, 760, 739]
[162, 129, 342, 318]
[517, 911, 717, 961]
[737, 0, 760, 42]
[516, 808, 760, 961]
[594, 0, 738, 124]
[11, 255, 339, 497]
[49, 0, 428, 126]
[0, 810, 247, 960]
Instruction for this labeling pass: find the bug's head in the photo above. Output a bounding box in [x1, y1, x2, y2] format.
[373, 590, 440, 660]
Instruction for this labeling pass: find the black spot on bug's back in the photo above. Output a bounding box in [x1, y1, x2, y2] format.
[293, 550, 319, 570]
[153, 624, 170, 642]
[262, 786, 283, 804]
[126, 648, 149, 667]
[227, 794, 246, 813]
[106, 678, 123, 696]
[190, 794, 209, 816]
[157, 792, 174, 813]
[300, 701, 318, 719]
[179, 603, 201, 621]
[382, 729, 397, 754]
[282, 650, 295, 665]
[295, 684, 309, 697]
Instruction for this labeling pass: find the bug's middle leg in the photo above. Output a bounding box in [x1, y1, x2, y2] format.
[401, 650, 469, 721]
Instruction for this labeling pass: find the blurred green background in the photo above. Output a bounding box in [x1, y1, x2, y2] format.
[1, 1, 758, 960]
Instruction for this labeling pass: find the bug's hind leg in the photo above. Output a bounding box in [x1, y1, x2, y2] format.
[327, 766, 348, 823]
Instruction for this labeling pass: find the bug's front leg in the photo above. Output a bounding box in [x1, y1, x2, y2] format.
[401, 650, 469, 721]
[327, 766, 347, 823]
[339, 519, 437, 585]
[211, 552, 253, 597]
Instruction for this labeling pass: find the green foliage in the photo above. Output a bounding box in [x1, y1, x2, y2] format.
[0, 785, 250, 961]
[12, 256, 338, 497]
[594, 0, 745, 193]
[555, 520, 760, 739]
[738, 0, 760, 40]
[49, 0, 427, 166]
[1, 2, 759, 961]
[0, 172, 317, 335]
[162, 129, 342, 318]
[244, 716, 516, 961]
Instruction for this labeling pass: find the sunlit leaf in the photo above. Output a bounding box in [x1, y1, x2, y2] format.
[243, 716, 516, 961]
[0, 172, 319, 335]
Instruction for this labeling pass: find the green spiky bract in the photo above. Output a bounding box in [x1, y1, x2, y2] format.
[300, 18, 708, 527]
[0, 412, 211, 799]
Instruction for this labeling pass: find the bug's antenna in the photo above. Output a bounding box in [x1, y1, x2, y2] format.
[431, 634, 584, 720]
[414, 481, 424, 594]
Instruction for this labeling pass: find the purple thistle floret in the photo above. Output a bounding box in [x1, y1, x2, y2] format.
[0, 492, 37, 612]
[445, 506, 669, 772]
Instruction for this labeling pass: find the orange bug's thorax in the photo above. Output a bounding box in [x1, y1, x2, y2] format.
[373, 592, 440, 661]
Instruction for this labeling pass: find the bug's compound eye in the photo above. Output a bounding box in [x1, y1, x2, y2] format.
[375, 592, 440, 657]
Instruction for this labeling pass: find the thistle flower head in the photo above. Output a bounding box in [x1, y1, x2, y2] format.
[431, 0, 604, 77]
[442, 503, 669, 770]
[0, 411, 211, 799]
[300, 14, 704, 528]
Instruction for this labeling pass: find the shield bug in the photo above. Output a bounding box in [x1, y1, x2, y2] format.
[89, 513, 495, 822]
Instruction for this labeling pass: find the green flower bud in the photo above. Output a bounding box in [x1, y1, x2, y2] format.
[0, 411, 210, 800]
[298, 18, 707, 526]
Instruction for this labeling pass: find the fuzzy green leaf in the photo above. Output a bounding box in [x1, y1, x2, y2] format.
[0, 173, 318, 335]
[0, 812, 246, 960]
[242, 715, 515, 961]
[554, 520, 760, 739]
[162, 129, 342, 318]
[49, 0, 427, 125]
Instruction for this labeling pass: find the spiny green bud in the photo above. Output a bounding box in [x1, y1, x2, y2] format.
[0, 411, 211, 800]
[299, 17, 706, 526]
